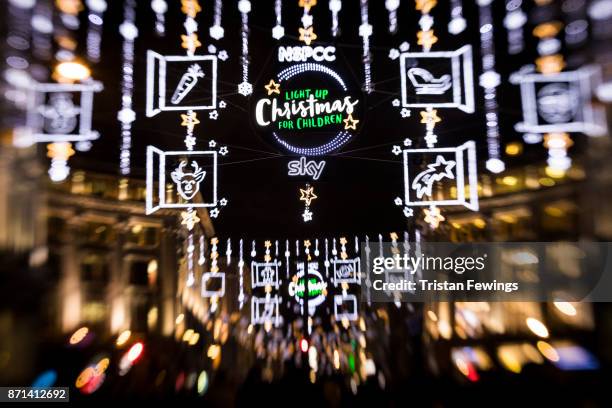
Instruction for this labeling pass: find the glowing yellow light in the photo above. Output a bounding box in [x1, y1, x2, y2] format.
[497, 348, 522, 374]
[95, 357, 110, 375]
[526, 317, 549, 338]
[532, 21, 563, 38]
[544, 206, 564, 217]
[56, 0, 84, 15]
[299, 0, 318, 12]
[417, 30, 438, 49]
[264, 79, 281, 95]
[182, 329, 194, 342]
[536, 54, 565, 74]
[75, 366, 95, 388]
[539, 177, 555, 187]
[69, 327, 89, 345]
[189, 332, 200, 346]
[473, 218, 486, 229]
[175, 314, 184, 325]
[501, 176, 518, 186]
[116, 330, 131, 346]
[537, 341, 560, 362]
[415, 0, 437, 14]
[207, 344, 221, 360]
[333, 349, 340, 370]
[55, 61, 91, 81]
[427, 310, 438, 322]
[505, 142, 523, 156]
[544, 132, 573, 149]
[298, 26, 317, 46]
[545, 166, 566, 179]
[47, 142, 75, 161]
[553, 301, 577, 316]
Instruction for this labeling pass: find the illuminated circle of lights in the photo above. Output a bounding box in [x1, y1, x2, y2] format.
[270, 62, 356, 156]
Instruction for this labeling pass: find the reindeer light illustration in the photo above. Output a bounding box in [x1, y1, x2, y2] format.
[171, 160, 206, 201]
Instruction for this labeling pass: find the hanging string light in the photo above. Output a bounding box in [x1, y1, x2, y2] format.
[448, 0, 466, 35]
[359, 0, 373, 93]
[118, 0, 137, 178]
[504, 0, 527, 55]
[210, 0, 224, 40]
[329, 0, 341, 37]
[151, 0, 167, 37]
[272, 0, 284, 40]
[478, 0, 505, 174]
[237, 0, 252, 96]
[385, 0, 400, 34]
[85, 0, 106, 62]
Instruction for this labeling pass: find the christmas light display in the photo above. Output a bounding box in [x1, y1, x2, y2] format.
[503, 0, 526, 55]
[237, 0, 252, 96]
[329, 0, 342, 37]
[359, 0, 373, 93]
[448, 0, 466, 35]
[477, 0, 505, 174]
[151, 0, 167, 36]
[209, 0, 224, 40]
[118, 0, 136, 176]
[272, 0, 284, 40]
[85, 0, 106, 62]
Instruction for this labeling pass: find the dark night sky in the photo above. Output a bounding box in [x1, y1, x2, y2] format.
[69, 0, 569, 239]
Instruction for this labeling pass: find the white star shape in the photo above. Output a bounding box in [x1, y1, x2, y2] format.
[210, 208, 220, 218]
[209, 140, 217, 148]
[302, 209, 313, 222]
[209, 24, 224, 40]
[399, 42, 410, 52]
[218, 50, 228, 61]
[219, 146, 228, 156]
[392, 98, 400, 107]
[207, 44, 217, 54]
[401, 108, 411, 118]
[184, 17, 198, 34]
[238, 81, 253, 96]
[394, 197, 403, 206]
[220, 198, 228, 206]
[272, 25, 285, 40]
[392, 145, 403, 156]
[388, 48, 400, 60]
[209, 110, 219, 120]
[359, 23, 373, 38]
[403, 207, 414, 218]
[219, 100, 227, 109]
[301, 14, 313, 28]
[403, 138, 412, 147]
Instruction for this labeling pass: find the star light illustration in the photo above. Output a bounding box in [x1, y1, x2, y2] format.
[536, 54, 565, 74]
[403, 207, 414, 217]
[392, 145, 403, 155]
[218, 50, 229, 61]
[420, 109, 441, 125]
[181, 0, 201, 18]
[343, 114, 359, 130]
[415, 0, 437, 14]
[181, 33, 201, 54]
[302, 209, 313, 222]
[388, 49, 400, 60]
[401, 108, 411, 118]
[264, 79, 281, 96]
[424, 206, 445, 229]
[181, 210, 200, 231]
[417, 30, 438, 50]
[219, 146, 228, 156]
[394, 197, 403, 206]
[219, 198, 228, 206]
[210, 208, 220, 218]
[209, 140, 217, 148]
[299, 26, 317, 46]
[299, 0, 317, 12]
[181, 111, 200, 131]
[209, 110, 218, 120]
[403, 138, 413, 146]
[299, 186, 318, 206]
[412, 155, 456, 199]
[219, 100, 227, 109]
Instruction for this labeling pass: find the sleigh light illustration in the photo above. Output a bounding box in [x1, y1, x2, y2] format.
[146, 50, 217, 117]
[403, 141, 478, 210]
[22, 80, 103, 145]
[510, 65, 607, 136]
[399, 45, 474, 113]
[408, 68, 452, 95]
[146, 147, 218, 214]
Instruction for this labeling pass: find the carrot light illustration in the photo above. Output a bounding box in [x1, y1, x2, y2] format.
[171, 63, 205, 104]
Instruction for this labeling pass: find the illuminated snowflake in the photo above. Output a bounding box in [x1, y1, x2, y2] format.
[272, 25, 285, 40]
[209, 25, 224, 40]
[238, 81, 253, 96]
[220, 198, 228, 206]
[302, 209, 313, 222]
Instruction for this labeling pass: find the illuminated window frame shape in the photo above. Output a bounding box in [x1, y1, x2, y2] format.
[331, 258, 361, 286]
[250, 260, 281, 289]
[201, 271, 225, 298]
[333, 294, 358, 322]
[383, 267, 416, 297]
[403, 141, 478, 211]
[270, 62, 356, 156]
[146, 146, 218, 215]
[509, 65, 607, 137]
[146, 50, 218, 117]
[251, 295, 281, 327]
[25, 81, 103, 143]
[399, 45, 475, 113]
